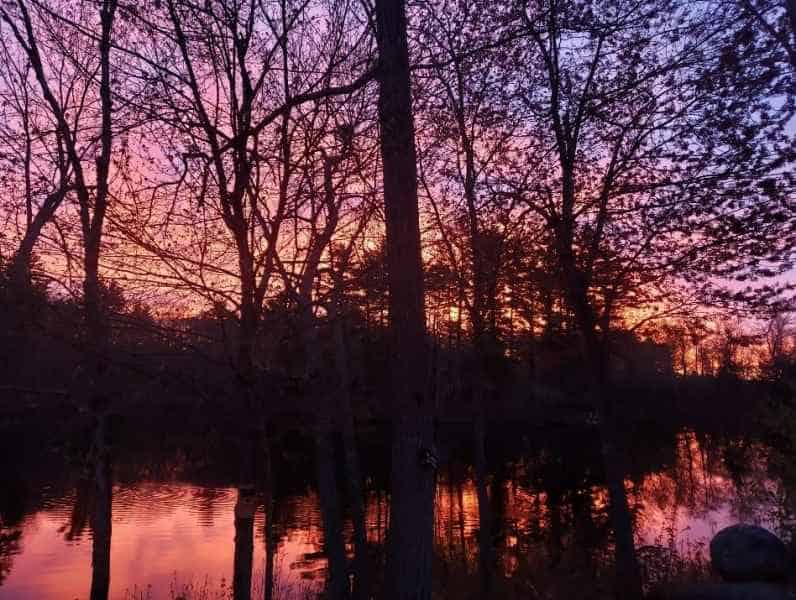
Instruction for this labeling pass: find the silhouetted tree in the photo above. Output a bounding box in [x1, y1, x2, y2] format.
[375, 0, 436, 597]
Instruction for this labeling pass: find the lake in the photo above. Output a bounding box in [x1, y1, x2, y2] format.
[1, 410, 794, 599]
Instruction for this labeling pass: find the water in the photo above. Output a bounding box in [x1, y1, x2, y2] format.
[1, 414, 794, 599]
[2, 485, 326, 599]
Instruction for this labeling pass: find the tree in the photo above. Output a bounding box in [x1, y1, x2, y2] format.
[502, 0, 794, 596]
[109, 0, 374, 415]
[375, 0, 436, 597]
[0, 3, 122, 599]
[275, 93, 378, 599]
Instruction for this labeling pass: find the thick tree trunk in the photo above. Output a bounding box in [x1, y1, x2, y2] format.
[85, 8, 116, 599]
[387, 415, 436, 599]
[83, 246, 106, 356]
[237, 239, 258, 386]
[375, 0, 436, 597]
[783, 0, 796, 69]
[466, 154, 495, 597]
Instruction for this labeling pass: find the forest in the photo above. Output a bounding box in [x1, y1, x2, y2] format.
[0, 0, 795, 599]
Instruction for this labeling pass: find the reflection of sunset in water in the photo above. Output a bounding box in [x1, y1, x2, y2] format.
[632, 431, 784, 556]
[0, 428, 792, 599]
[0, 485, 325, 600]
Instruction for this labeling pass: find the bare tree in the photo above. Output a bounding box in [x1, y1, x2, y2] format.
[109, 0, 374, 414]
[0, 3, 121, 599]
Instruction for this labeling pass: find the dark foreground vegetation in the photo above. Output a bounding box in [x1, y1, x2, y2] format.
[0, 0, 795, 598]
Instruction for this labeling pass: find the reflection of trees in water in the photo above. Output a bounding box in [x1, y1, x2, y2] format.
[0, 529, 21, 586]
[313, 420, 348, 600]
[0, 466, 27, 587]
[191, 486, 230, 529]
[634, 431, 787, 544]
[424, 428, 794, 597]
[54, 415, 114, 600]
[4, 424, 794, 598]
[629, 429, 795, 589]
[63, 477, 92, 541]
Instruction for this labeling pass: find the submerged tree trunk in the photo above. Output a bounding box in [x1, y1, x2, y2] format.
[314, 418, 350, 600]
[89, 414, 112, 600]
[233, 487, 256, 600]
[264, 458, 278, 600]
[490, 460, 508, 567]
[297, 300, 349, 600]
[589, 344, 641, 598]
[375, 0, 436, 597]
[599, 398, 642, 600]
[473, 409, 493, 597]
[329, 284, 369, 599]
[556, 246, 642, 599]
[583, 323, 641, 600]
[588, 350, 642, 599]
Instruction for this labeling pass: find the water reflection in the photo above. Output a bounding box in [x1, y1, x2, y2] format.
[634, 431, 787, 548]
[0, 423, 792, 599]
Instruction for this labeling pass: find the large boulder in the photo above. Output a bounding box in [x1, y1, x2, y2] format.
[710, 525, 788, 583]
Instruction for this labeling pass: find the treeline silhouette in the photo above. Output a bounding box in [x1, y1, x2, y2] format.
[5, 251, 791, 420]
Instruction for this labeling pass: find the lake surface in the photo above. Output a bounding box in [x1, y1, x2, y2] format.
[1, 414, 794, 599]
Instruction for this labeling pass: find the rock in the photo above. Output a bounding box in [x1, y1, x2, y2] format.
[710, 525, 789, 583]
[649, 582, 791, 599]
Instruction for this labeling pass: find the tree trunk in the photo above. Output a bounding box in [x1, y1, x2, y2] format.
[233, 487, 256, 600]
[89, 414, 112, 600]
[556, 243, 642, 599]
[599, 405, 642, 600]
[785, 0, 796, 68]
[329, 286, 370, 600]
[375, 0, 436, 597]
[473, 411, 493, 597]
[264, 470, 278, 600]
[8, 184, 70, 290]
[314, 418, 350, 600]
[297, 299, 349, 600]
